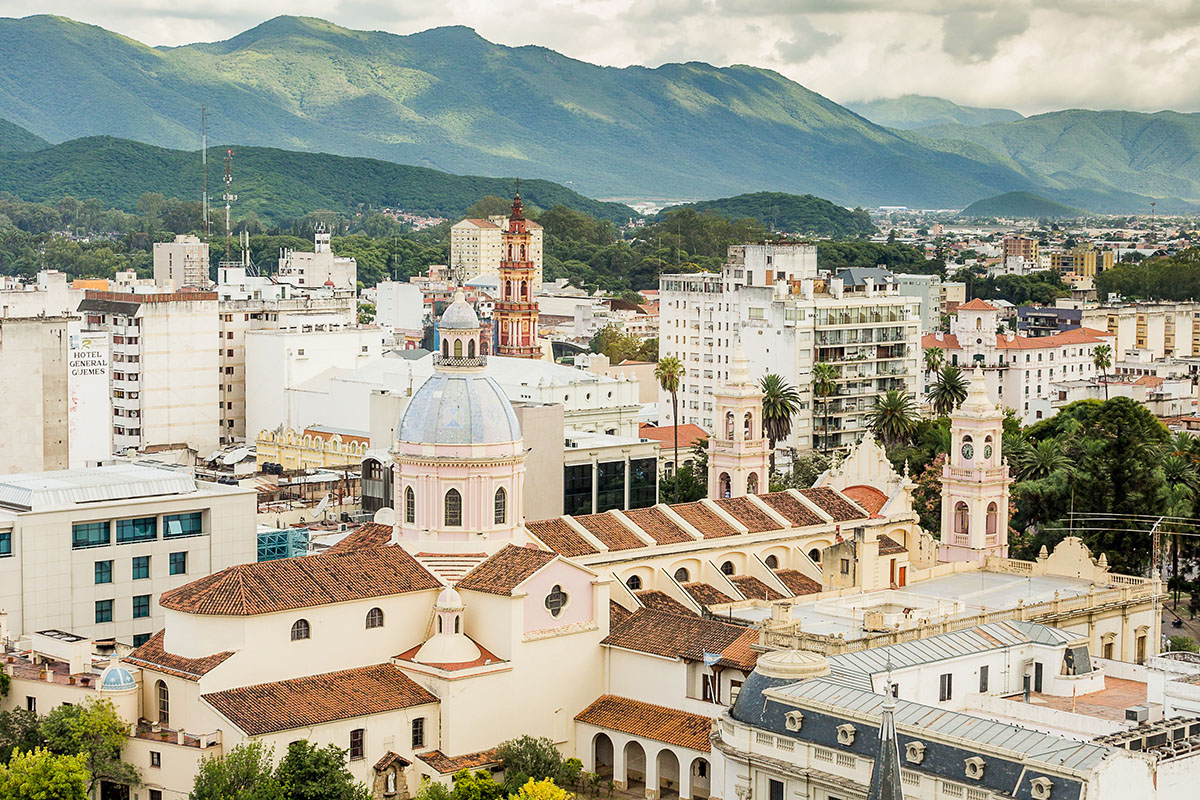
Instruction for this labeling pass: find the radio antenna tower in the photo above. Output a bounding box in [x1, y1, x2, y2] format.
[201, 106, 208, 243]
[222, 148, 237, 263]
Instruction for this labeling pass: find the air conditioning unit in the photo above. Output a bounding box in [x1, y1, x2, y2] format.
[1126, 705, 1149, 723]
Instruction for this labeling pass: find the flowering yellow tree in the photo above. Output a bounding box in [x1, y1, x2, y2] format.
[510, 778, 572, 800]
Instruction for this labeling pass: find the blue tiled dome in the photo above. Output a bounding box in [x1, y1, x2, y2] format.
[398, 372, 521, 445]
[98, 663, 137, 692]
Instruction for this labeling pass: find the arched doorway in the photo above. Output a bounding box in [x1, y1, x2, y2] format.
[593, 733, 614, 779]
[954, 501, 970, 535]
[623, 741, 646, 792]
[657, 749, 680, 799]
[690, 757, 711, 800]
[718, 472, 731, 498]
[746, 472, 759, 495]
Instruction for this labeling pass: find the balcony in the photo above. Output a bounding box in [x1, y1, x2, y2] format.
[432, 354, 487, 368]
[133, 721, 221, 750]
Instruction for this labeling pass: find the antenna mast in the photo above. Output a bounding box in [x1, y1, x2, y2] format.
[223, 149, 237, 264]
[201, 106, 208, 243]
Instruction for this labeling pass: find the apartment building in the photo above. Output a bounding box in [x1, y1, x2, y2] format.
[79, 291, 221, 458]
[894, 273, 944, 332]
[0, 316, 70, 473]
[0, 270, 85, 317]
[1043, 244, 1114, 278]
[0, 462, 256, 642]
[450, 215, 544, 289]
[276, 230, 357, 291]
[152, 235, 210, 290]
[660, 243, 920, 453]
[1079, 301, 1200, 360]
[1002, 234, 1039, 262]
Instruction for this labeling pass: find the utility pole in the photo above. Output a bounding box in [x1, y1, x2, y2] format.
[201, 106, 208, 243]
[223, 149, 237, 264]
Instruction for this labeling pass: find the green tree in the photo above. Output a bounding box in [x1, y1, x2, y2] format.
[190, 741, 285, 800]
[496, 736, 565, 794]
[927, 365, 968, 417]
[1093, 343, 1112, 400]
[39, 699, 137, 796]
[464, 196, 513, 218]
[654, 357, 685, 501]
[0, 748, 90, 800]
[449, 770, 503, 800]
[811, 362, 839, 456]
[759, 374, 801, 475]
[510, 778, 572, 800]
[1017, 438, 1073, 481]
[0, 709, 45, 762]
[357, 302, 375, 325]
[1167, 635, 1199, 653]
[276, 740, 370, 800]
[922, 346, 944, 375]
[868, 390, 919, 448]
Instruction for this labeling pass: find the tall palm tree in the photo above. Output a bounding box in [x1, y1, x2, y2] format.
[923, 346, 945, 375]
[811, 362, 839, 456]
[1017, 438, 1073, 481]
[1093, 343, 1112, 400]
[655, 356, 685, 501]
[868, 390, 919, 448]
[760, 373, 801, 475]
[926, 365, 969, 417]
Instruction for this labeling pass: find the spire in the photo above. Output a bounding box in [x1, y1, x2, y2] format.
[730, 344, 752, 385]
[510, 182, 525, 222]
[958, 367, 996, 417]
[867, 672, 906, 800]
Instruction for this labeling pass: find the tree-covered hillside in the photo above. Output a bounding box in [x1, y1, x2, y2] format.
[0, 118, 46, 152]
[660, 192, 876, 237]
[958, 191, 1085, 219]
[846, 95, 1023, 130]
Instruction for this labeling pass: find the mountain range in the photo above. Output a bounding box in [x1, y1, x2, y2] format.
[846, 95, 1023, 130]
[1, 15, 1200, 213]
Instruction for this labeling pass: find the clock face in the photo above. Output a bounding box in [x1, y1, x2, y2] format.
[961, 442, 974, 460]
[983, 444, 993, 459]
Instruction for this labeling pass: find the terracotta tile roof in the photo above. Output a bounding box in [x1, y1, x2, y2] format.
[877, 533, 908, 555]
[681, 582, 734, 607]
[841, 485, 889, 515]
[728, 575, 784, 601]
[798, 487, 867, 522]
[621, 507, 693, 544]
[610, 601, 633, 629]
[202, 664, 437, 735]
[159, 547, 441, 616]
[325, 522, 393, 554]
[416, 749, 500, 774]
[455, 544, 556, 596]
[526, 518, 599, 557]
[958, 298, 997, 311]
[713, 497, 782, 533]
[604, 608, 753, 669]
[670, 502, 739, 538]
[635, 590, 697, 617]
[773, 569, 822, 596]
[374, 752, 411, 771]
[922, 333, 961, 350]
[303, 426, 369, 445]
[125, 631, 233, 681]
[995, 327, 1112, 350]
[759, 492, 823, 527]
[572, 513, 645, 551]
[576, 695, 712, 751]
[638, 424, 709, 449]
[719, 628, 762, 672]
[394, 638, 503, 671]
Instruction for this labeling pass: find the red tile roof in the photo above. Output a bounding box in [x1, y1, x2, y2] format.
[603, 608, 756, 670]
[159, 547, 441, 616]
[958, 298, 998, 311]
[773, 569, 822, 596]
[455, 544, 556, 596]
[714, 497, 782, 533]
[759, 492, 823, 527]
[671, 502, 739, 538]
[638, 424, 709, 449]
[394, 638, 503, 671]
[526, 518, 599, 558]
[610, 601, 633, 629]
[681, 582, 734, 607]
[635, 590, 697, 616]
[798, 487, 867, 521]
[995, 327, 1113, 350]
[576, 696, 712, 751]
[374, 752, 411, 771]
[621, 507, 694, 544]
[202, 664, 436, 735]
[728, 575, 784, 601]
[922, 333, 961, 350]
[573, 513, 646, 551]
[842, 485, 889, 515]
[125, 631, 233, 681]
[325, 523, 393, 554]
[877, 533, 908, 555]
[416, 749, 500, 775]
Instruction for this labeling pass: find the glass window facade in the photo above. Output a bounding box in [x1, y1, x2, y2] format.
[169, 551, 187, 575]
[163, 512, 203, 538]
[0, 530, 10, 557]
[133, 633, 151, 647]
[596, 461, 626, 512]
[95, 560, 113, 585]
[629, 458, 657, 509]
[73, 521, 111, 549]
[116, 517, 156, 544]
[133, 594, 151, 619]
[564, 464, 593, 516]
[132, 556, 150, 580]
[95, 599, 113, 623]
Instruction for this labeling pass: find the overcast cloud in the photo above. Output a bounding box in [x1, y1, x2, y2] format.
[9, 0, 1200, 113]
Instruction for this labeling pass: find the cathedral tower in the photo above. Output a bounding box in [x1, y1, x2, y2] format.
[708, 347, 770, 498]
[494, 192, 541, 359]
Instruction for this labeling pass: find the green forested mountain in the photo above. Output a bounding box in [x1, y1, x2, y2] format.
[958, 191, 1085, 219]
[0, 15, 1041, 207]
[659, 192, 876, 237]
[0, 118, 46, 152]
[0, 136, 635, 222]
[846, 95, 1023, 130]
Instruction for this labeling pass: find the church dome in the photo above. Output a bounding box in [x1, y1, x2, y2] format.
[439, 297, 480, 330]
[398, 372, 521, 445]
[98, 663, 137, 692]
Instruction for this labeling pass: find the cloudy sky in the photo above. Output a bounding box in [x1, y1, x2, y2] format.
[8, 1, 1200, 114]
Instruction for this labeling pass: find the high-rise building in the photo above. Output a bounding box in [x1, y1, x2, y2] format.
[494, 194, 542, 359]
[276, 231, 357, 291]
[450, 215, 543, 289]
[1002, 235, 1039, 263]
[153, 235, 211, 290]
[0, 316, 70, 473]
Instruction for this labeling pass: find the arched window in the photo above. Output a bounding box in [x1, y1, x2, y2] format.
[444, 489, 462, 527]
[366, 607, 384, 629]
[626, 575, 642, 591]
[156, 680, 169, 725]
[494, 487, 507, 525]
[437, 616, 443, 633]
[290, 619, 311, 641]
[468, 339, 476, 358]
[747, 472, 759, 494]
[765, 554, 779, 568]
[975, 317, 982, 330]
[725, 412, 735, 440]
[441, 338, 449, 358]
[453, 338, 463, 358]
[986, 502, 998, 536]
[520, 279, 528, 299]
[808, 548, 821, 563]
[954, 502, 970, 535]
[454, 616, 460, 633]
[719, 472, 731, 498]
[721, 560, 735, 576]
[744, 412, 753, 440]
[673, 567, 690, 583]
[404, 486, 415, 524]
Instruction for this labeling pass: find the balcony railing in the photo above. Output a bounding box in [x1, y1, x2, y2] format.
[433, 354, 486, 368]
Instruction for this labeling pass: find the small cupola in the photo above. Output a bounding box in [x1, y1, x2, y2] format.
[414, 587, 483, 666]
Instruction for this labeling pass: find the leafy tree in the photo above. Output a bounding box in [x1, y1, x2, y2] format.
[275, 740, 370, 800]
[1017, 438, 1073, 481]
[449, 769, 504, 800]
[0, 708, 45, 762]
[811, 362, 839, 456]
[1093, 344, 1112, 400]
[655, 357, 685, 501]
[191, 741, 285, 800]
[589, 325, 655, 364]
[0, 748, 90, 800]
[357, 302, 375, 325]
[496, 736, 565, 794]
[927, 365, 968, 417]
[868, 390, 919, 448]
[760, 374, 801, 475]
[0, 671, 8, 698]
[922, 346, 944, 375]
[1167, 635, 1199, 654]
[39, 699, 137, 796]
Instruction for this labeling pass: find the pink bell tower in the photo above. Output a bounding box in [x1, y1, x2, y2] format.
[708, 346, 770, 499]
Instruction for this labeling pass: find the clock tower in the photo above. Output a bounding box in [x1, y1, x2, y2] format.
[939, 368, 1011, 563]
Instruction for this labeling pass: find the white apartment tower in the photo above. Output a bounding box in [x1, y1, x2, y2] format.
[152, 235, 210, 290]
[276, 231, 357, 291]
[450, 215, 544, 290]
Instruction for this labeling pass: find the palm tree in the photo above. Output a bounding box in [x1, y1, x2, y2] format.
[1017, 438, 1073, 481]
[811, 362, 839, 456]
[760, 373, 801, 475]
[926, 365, 968, 417]
[655, 356, 685, 501]
[1093, 343, 1112, 400]
[868, 390, 919, 448]
[923, 346, 945, 375]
